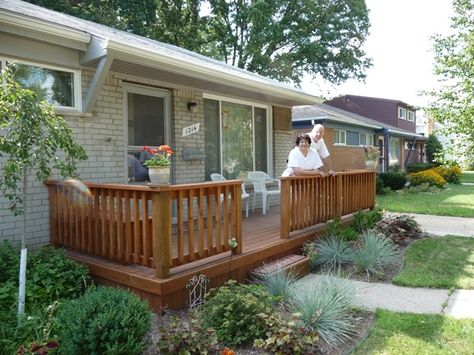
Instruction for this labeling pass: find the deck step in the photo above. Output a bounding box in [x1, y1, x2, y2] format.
[250, 254, 309, 279]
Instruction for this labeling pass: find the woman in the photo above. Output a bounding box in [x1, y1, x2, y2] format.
[282, 134, 328, 177]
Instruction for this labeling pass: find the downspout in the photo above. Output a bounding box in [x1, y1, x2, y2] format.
[382, 128, 390, 172]
[404, 136, 417, 168]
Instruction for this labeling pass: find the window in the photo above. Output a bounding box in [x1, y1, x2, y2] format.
[1, 58, 81, 110]
[204, 97, 270, 180]
[407, 110, 415, 122]
[346, 131, 360, 146]
[359, 133, 374, 146]
[398, 107, 406, 119]
[389, 137, 400, 166]
[334, 129, 346, 145]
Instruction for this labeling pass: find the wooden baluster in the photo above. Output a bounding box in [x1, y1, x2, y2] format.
[233, 183, 243, 254]
[197, 188, 204, 258]
[124, 191, 132, 264]
[116, 190, 123, 262]
[206, 189, 213, 256]
[177, 190, 184, 264]
[132, 191, 140, 264]
[142, 192, 149, 266]
[336, 174, 343, 218]
[188, 189, 195, 261]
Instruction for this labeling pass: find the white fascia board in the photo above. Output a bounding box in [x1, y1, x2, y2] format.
[0, 10, 90, 45]
[107, 40, 321, 105]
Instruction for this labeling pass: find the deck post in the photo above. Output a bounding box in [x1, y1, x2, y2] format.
[336, 174, 343, 217]
[280, 178, 290, 239]
[153, 189, 171, 279]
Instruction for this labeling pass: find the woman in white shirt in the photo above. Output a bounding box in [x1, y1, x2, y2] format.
[282, 134, 328, 177]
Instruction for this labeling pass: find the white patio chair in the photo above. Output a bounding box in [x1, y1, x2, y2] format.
[210, 173, 249, 218]
[247, 171, 280, 215]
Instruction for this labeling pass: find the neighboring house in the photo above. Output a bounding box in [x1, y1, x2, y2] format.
[0, 0, 320, 247]
[292, 103, 427, 172]
[323, 95, 427, 171]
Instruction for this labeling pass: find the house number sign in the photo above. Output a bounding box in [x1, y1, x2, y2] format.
[182, 123, 200, 137]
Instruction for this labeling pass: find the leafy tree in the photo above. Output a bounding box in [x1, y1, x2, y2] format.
[425, 134, 443, 163]
[24, 0, 372, 85]
[427, 0, 474, 163]
[0, 65, 87, 314]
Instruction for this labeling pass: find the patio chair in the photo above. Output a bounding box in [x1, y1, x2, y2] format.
[247, 171, 280, 215]
[210, 173, 249, 218]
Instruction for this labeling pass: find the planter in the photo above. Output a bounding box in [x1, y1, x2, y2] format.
[365, 159, 378, 170]
[148, 166, 170, 185]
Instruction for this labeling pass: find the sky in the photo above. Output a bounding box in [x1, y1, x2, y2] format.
[301, 0, 454, 108]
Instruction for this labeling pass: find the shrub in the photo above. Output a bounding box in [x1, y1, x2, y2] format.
[378, 171, 408, 191]
[374, 214, 424, 245]
[313, 236, 354, 272]
[157, 315, 218, 354]
[352, 231, 399, 280]
[409, 169, 446, 188]
[376, 177, 385, 194]
[26, 247, 90, 306]
[253, 269, 298, 302]
[56, 286, 151, 354]
[290, 275, 356, 345]
[433, 165, 462, 184]
[350, 209, 384, 233]
[254, 313, 318, 354]
[197, 280, 275, 346]
[0, 240, 20, 283]
[406, 162, 438, 173]
[324, 217, 358, 242]
[405, 182, 441, 194]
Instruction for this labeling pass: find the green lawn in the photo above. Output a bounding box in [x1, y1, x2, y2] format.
[353, 310, 474, 355]
[393, 236, 474, 289]
[462, 171, 474, 183]
[376, 184, 474, 217]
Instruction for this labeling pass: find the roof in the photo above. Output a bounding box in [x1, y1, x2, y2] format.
[292, 103, 426, 139]
[327, 94, 418, 110]
[0, 0, 320, 107]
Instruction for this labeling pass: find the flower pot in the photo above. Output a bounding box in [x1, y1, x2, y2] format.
[365, 159, 378, 170]
[148, 166, 170, 185]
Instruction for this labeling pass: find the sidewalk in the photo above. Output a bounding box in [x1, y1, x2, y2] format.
[298, 212, 474, 319]
[299, 274, 474, 319]
[387, 212, 474, 238]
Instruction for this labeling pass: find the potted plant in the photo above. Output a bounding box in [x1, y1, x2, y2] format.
[142, 145, 173, 184]
[364, 145, 380, 170]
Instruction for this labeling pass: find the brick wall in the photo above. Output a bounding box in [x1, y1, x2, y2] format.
[293, 127, 366, 171]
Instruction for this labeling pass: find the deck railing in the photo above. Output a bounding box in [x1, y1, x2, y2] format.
[45, 180, 242, 278]
[280, 170, 376, 238]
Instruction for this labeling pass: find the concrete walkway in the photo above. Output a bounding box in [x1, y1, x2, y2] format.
[299, 274, 474, 319]
[298, 213, 474, 319]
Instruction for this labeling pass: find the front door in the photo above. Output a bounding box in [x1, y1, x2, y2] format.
[124, 83, 170, 182]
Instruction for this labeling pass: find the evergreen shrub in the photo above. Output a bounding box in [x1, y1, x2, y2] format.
[56, 286, 151, 354]
[378, 171, 407, 190]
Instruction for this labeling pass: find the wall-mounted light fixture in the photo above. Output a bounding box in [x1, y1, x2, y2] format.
[187, 101, 197, 112]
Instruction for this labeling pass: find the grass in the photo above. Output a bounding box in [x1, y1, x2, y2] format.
[393, 236, 474, 289]
[376, 184, 474, 217]
[461, 171, 474, 183]
[353, 309, 474, 354]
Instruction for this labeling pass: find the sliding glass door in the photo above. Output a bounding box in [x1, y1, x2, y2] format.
[204, 97, 270, 180]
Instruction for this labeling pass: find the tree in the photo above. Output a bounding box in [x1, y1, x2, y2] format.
[425, 134, 443, 163]
[25, 0, 372, 85]
[0, 65, 88, 314]
[427, 0, 474, 163]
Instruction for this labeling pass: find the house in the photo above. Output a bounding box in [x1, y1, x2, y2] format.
[0, 0, 320, 247]
[292, 103, 427, 172]
[323, 95, 427, 171]
[0, 0, 376, 311]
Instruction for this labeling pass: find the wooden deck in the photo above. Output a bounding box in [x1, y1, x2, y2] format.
[66, 205, 335, 311]
[46, 170, 375, 312]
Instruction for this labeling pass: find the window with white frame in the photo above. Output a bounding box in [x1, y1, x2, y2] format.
[334, 129, 346, 145]
[0, 58, 81, 110]
[359, 133, 374, 146]
[398, 107, 406, 119]
[407, 110, 415, 122]
[204, 96, 270, 180]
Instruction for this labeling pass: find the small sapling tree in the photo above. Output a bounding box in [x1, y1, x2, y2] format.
[0, 64, 87, 314]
